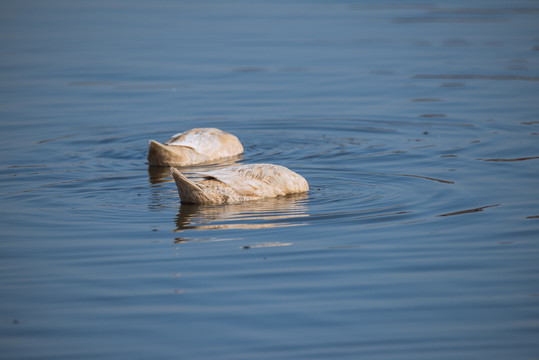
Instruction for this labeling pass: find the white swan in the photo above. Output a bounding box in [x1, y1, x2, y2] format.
[171, 164, 309, 204]
[148, 128, 243, 166]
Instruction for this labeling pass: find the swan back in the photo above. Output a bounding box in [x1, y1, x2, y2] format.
[171, 164, 309, 204]
[148, 128, 243, 167]
[165, 128, 244, 159]
[200, 164, 309, 197]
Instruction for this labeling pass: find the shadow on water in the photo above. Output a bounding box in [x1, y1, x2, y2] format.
[173, 193, 309, 244]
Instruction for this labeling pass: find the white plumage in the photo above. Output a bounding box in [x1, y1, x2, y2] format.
[148, 128, 243, 166]
[171, 164, 309, 204]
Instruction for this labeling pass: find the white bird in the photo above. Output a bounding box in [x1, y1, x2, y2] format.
[171, 164, 309, 204]
[148, 128, 243, 166]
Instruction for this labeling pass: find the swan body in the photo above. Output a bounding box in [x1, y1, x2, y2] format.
[148, 128, 243, 166]
[171, 164, 309, 204]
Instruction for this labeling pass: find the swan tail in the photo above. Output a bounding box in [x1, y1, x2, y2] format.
[148, 140, 202, 166]
[170, 167, 208, 203]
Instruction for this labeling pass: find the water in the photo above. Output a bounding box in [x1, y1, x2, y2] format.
[1, 1, 539, 359]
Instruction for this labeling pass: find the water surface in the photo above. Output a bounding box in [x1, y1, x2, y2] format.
[1, 1, 539, 359]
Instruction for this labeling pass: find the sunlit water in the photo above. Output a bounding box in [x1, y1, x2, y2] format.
[1, 1, 538, 359]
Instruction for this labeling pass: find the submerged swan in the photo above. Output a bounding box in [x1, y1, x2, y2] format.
[148, 128, 243, 166]
[171, 164, 309, 204]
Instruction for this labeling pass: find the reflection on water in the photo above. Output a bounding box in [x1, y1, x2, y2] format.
[174, 193, 309, 243]
[148, 166, 174, 185]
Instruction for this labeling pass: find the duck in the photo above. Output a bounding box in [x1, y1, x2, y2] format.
[171, 164, 309, 204]
[148, 128, 243, 166]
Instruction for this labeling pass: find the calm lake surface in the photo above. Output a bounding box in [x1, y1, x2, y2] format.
[1, 1, 539, 359]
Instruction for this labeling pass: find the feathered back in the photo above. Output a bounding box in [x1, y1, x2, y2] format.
[171, 164, 309, 204]
[148, 128, 243, 166]
[200, 164, 309, 197]
[165, 128, 244, 159]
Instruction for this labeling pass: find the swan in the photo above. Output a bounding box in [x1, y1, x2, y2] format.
[148, 128, 243, 166]
[171, 164, 309, 204]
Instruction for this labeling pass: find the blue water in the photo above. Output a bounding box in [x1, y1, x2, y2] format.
[1, 1, 539, 359]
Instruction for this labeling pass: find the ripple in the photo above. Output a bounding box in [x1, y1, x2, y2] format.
[393, 16, 504, 24]
[478, 156, 539, 162]
[414, 74, 539, 81]
[437, 204, 500, 217]
[441, 82, 466, 87]
[232, 67, 268, 72]
[389, 173, 455, 184]
[411, 98, 443, 102]
[242, 242, 293, 249]
[420, 114, 447, 118]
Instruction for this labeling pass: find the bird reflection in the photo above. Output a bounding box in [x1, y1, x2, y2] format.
[148, 166, 173, 185]
[173, 193, 309, 243]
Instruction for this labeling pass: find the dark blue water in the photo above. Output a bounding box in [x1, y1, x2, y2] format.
[1, 1, 539, 359]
